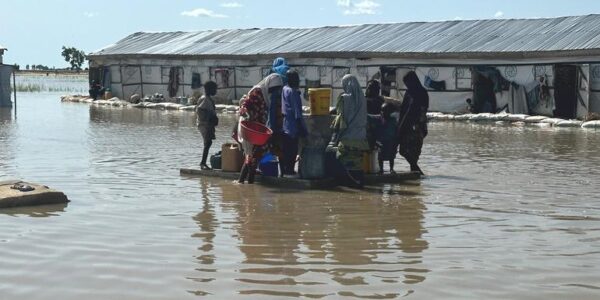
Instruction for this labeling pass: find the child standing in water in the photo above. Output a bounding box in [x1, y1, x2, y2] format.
[377, 102, 398, 174]
[196, 81, 218, 170]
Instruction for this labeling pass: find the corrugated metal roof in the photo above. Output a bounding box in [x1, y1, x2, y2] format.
[89, 14, 600, 59]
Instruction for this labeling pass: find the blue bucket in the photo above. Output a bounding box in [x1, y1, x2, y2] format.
[259, 153, 279, 177]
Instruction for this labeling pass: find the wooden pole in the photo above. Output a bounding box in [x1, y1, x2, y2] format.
[12, 69, 17, 118]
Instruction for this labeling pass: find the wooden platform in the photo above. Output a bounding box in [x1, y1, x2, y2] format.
[0, 180, 69, 208]
[179, 168, 421, 189]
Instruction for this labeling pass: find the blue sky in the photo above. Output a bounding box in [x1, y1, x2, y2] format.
[1, 0, 600, 67]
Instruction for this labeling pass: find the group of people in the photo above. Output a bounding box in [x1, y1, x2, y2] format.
[195, 58, 307, 184]
[195, 57, 429, 188]
[333, 70, 429, 188]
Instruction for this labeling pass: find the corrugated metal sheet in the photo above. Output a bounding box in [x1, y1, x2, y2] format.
[89, 14, 600, 59]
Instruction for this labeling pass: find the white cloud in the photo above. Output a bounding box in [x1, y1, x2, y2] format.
[83, 11, 97, 18]
[337, 0, 380, 15]
[181, 8, 228, 18]
[221, 2, 243, 8]
[494, 11, 504, 18]
[337, 0, 351, 7]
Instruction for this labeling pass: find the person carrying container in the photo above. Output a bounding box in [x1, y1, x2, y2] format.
[196, 81, 219, 170]
[237, 75, 281, 184]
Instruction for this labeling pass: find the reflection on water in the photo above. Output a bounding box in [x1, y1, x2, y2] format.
[190, 180, 428, 298]
[1, 90, 600, 299]
[0, 202, 68, 218]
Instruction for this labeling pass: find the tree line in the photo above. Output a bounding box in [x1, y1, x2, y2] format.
[11, 46, 87, 71]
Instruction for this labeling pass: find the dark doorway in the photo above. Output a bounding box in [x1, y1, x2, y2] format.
[472, 71, 497, 113]
[89, 66, 102, 86]
[379, 67, 397, 97]
[553, 64, 577, 119]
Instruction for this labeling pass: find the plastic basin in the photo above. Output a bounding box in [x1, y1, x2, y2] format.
[240, 121, 272, 146]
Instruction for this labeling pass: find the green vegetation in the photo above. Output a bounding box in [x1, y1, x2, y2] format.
[61, 46, 86, 70]
[10, 73, 88, 93]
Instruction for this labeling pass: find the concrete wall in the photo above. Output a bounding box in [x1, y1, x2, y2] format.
[0, 64, 13, 107]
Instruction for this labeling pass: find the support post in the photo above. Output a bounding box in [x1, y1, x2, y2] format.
[12, 69, 16, 118]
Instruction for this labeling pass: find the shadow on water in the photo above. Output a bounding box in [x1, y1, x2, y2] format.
[0, 202, 68, 218]
[189, 177, 429, 297]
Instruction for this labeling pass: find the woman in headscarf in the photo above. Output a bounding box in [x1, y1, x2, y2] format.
[258, 74, 284, 172]
[397, 71, 429, 175]
[271, 57, 289, 84]
[331, 74, 369, 188]
[237, 87, 268, 184]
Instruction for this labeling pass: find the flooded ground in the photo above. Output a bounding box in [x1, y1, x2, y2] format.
[1, 83, 600, 299]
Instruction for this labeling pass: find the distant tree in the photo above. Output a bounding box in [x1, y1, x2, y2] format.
[13, 64, 20, 70]
[26, 64, 30, 70]
[61, 46, 86, 70]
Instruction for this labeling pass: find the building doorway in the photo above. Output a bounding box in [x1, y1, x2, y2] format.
[379, 66, 397, 97]
[553, 64, 577, 119]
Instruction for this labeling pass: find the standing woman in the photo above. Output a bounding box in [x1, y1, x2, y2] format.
[271, 57, 289, 84]
[261, 74, 285, 165]
[281, 70, 307, 175]
[331, 74, 369, 188]
[397, 71, 429, 175]
[237, 84, 269, 184]
[196, 81, 218, 170]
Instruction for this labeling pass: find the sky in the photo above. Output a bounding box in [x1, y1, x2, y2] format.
[2, 0, 600, 67]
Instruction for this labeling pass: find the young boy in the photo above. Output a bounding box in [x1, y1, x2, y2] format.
[196, 81, 218, 170]
[377, 102, 399, 174]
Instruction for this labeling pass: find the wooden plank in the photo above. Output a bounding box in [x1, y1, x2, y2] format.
[180, 168, 421, 189]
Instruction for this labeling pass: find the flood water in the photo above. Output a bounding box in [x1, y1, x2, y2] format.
[1, 86, 600, 299]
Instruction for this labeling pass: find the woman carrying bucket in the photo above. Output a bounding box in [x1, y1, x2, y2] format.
[237, 74, 281, 184]
[237, 88, 267, 184]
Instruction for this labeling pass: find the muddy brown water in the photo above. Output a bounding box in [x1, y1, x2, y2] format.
[1, 92, 599, 299]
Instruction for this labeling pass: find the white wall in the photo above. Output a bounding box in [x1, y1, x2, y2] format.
[91, 56, 597, 116]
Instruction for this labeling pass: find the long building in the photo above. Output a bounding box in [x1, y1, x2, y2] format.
[88, 14, 600, 119]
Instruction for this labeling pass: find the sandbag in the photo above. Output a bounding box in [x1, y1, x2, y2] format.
[506, 114, 529, 122]
[555, 120, 583, 127]
[524, 116, 548, 123]
[454, 114, 473, 121]
[469, 113, 494, 122]
[540, 118, 563, 125]
[582, 120, 600, 128]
